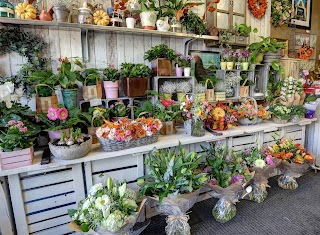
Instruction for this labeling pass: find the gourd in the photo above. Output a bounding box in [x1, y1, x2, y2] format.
[93, 10, 110, 26]
[15, 2, 37, 20]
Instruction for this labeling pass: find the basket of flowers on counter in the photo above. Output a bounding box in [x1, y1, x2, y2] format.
[206, 102, 238, 131]
[96, 117, 162, 152]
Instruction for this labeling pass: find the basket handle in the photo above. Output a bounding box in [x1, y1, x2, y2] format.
[242, 96, 258, 124]
[35, 84, 55, 96]
[138, 111, 151, 118]
[241, 79, 248, 87]
[84, 76, 100, 86]
[205, 79, 214, 89]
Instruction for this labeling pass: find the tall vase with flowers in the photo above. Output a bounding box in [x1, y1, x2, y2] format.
[267, 137, 314, 190]
[191, 100, 211, 137]
[202, 144, 252, 223]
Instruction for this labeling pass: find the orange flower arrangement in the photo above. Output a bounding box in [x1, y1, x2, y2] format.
[248, 0, 268, 19]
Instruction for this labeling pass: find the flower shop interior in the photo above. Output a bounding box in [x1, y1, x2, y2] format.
[1, 0, 320, 234]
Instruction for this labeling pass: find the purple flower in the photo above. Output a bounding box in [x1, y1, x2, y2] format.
[303, 69, 309, 77]
[241, 50, 250, 58]
[209, 178, 217, 186]
[231, 174, 245, 184]
[225, 155, 231, 161]
[244, 149, 251, 154]
[266, 155, 275, 166]
[203, 167, 212, 173]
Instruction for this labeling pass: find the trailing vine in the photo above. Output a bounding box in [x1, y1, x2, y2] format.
[0, 27, 47, 70]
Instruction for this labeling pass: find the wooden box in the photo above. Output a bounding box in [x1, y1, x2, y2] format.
[151, 58, 173, 76]
[0, 147, 34, 170]
[235, 35, 249, 45]
[123, 77, 149, 97]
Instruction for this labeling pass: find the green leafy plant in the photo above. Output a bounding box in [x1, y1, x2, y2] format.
[291, 105, 306, 117]
[103, 66, 120, 82]
[153, 99, 182, 122]
[138, 0, 157, 11]
[54, 57, 79, 89]
[81, 68, 103, 86]
[26, 70, 57, 97]
[110, 100, 130, 118]
[305, 94, 317, 103]
[144, 44, 177, 62]
[133, 100, 154, 118]
[240, 74, 254, 86]
[138, 143, 208, 202]
[120, 63, 151, 78]
[269, 104, 291, 120]
[234, 23, 258, 35]
[181, 11, 207, 35]
[202, 75, 220, 89]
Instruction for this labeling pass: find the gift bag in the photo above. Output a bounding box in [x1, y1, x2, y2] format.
[83, 78, 103, 101]
[205, 79, 215, 102]
[278, 161, 310, 190]
[35, 84, 58, 113]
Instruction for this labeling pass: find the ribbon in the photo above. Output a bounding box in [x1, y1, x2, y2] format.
[165, 213, 191, 235]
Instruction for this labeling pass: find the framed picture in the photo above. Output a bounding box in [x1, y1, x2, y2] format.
[291, 0, 312, 29]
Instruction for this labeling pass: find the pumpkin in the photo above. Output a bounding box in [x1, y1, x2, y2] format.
[93, 10, 110, 26]
[15, 2, 37, 20]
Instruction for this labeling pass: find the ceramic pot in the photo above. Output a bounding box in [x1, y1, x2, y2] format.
[176, 67, 183, 76]
[163, 93, 172, 100]
[184, 67, 191, 77]
[126, 17, 135, 28]
[61, 89, 78, 109]
[226, 62, 234, 70]
[241, 62, 249, 70]
[140, 11, 157, 30]
[220, 62, 227, 70]
[177, 92, 186, 102]
[103, 80, 119, 99]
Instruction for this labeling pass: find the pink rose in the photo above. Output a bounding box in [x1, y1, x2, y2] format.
[19, 127, 28, 133]
[251, 109, 258, 115]
[246, 104, 252, 109]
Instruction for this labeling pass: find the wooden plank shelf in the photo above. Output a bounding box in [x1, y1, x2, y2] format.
[0, 17, 219, 40]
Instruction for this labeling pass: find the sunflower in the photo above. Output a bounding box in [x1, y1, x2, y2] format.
[213, 107, 225, 118]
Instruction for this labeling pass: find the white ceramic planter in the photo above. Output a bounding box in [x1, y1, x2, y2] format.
[140, 11, 157, 30]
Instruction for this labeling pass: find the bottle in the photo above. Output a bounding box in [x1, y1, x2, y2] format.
[78, 2, 93, 24]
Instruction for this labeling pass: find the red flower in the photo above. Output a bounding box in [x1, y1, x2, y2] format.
[161, 99, 175, 108]
[58, 58, 62, 62]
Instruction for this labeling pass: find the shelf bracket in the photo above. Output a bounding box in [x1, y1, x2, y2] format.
[81, 29, 89, 63]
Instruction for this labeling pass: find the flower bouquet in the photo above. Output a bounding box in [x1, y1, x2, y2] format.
[234, 98, 258, 125]
[96, 117, 162, 152]
[269, 103, 292, 124]
[238, 143, 280, 203]
[257, 105, 271, 123]
[206, 102, 238, 131]
[267, 137, 314, 190]
[138, 144, 208, 235]
[68, 177, 147, 234]
[202, 144, 252, 223]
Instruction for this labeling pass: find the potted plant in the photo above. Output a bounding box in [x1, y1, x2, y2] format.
[240, 50, 250, 70]
[144, 44, 177, 76]
[0, 120, 35, 170]
[49, 128, 92, 160]
[175, 53, 184, 76]
[304, 94, 318, 119]
[109, 100, 131, 120]
[139, 0, 157, 30]
[239, 74, 254, 97]
[225, 72, 241, 98]
[220, 49, 228, 70]
[78, 67, 103, 101]
[154, 99, 182, 135]
[138, 144, 208, 234]
[234, 98, 259, 125]
[183, 55, 193, 76]
[234, 23, 257, 45]
[102, 66, 120, 99]
[69, 177, 146, 234]
[201, 144, 252, 223]
[269, 103, 291, 124]
[234, 51, 241, 70]
[181, 10, 207, 35]
[203, 75, 219, 102]
[121, 63, 151, 97]
[290, 105, 306, 123]
[160, 81, 176, 100]
[54, 57, 80, 110]
[176, 81, 192, 101]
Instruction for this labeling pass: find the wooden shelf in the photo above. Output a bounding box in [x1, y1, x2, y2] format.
[0, 17, 219, 40]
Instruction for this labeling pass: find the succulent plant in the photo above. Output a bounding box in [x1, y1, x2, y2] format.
[160, 81, 176, 94]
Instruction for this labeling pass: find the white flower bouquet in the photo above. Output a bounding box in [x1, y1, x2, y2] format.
[68, 177, 147, 234]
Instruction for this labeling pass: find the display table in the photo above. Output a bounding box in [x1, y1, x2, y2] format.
[0, 119, 317, 235]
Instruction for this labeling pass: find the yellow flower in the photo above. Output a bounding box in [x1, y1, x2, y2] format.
[195, 108, 202, 116]
[272, 144, 279, 152]
[213, 107, 225, 118]
[227, 124, 233, 128]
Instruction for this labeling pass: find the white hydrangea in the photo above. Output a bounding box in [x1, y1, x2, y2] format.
[95, 195, 112, 210]
[89, 183, 103, 196]
[101, 210, 126, 232]
[254, 159, 266, 169]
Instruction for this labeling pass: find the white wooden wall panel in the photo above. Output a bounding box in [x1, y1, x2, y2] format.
[0, 177, 13, 235]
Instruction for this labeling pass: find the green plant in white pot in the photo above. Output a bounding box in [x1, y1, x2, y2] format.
[139, 0, 157, 30]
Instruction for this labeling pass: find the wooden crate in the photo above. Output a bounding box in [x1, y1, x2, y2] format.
[228, 133, 259, 152]
[0, 148, 34, 170]
[7, 164, 85, 235]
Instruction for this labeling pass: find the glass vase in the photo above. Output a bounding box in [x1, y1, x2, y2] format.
[191, 119, 205, 137]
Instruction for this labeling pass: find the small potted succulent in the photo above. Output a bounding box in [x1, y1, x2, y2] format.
[121, 63, 151, 97]
[49, 127, 92, 160]
[160, 81, 176, 100]
[144, 44, 177, 76]
[102, 66, 120, 99]
[176, 81, 192, 101]
[290, 105, 306, 123]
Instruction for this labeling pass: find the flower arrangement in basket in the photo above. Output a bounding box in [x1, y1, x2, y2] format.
[269, 102, 292, 124]
[96, 117, 162, 152]
[257, 105, 271, 122]
[206, 102, 238, 131]
[68, 177, 147, 234]
[237, 143, 280, 203]
[138, 144, 208, 235]
[234, 97, 259, 125]
[201, 144, 252, 223]
[267, 137, 314, 190]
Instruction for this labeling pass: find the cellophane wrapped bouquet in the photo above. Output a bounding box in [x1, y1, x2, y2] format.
[202, 144, 252, 223]
[238, 143, 280, 203]
[267, 137, 314, 190]
[138, 144, 208, 235]
[68, 177, 146, 235]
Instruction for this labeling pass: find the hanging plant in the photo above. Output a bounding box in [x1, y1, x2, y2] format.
[0, 27, 47, 70]
[248, 0, 268, 19]
[271, 0, 292, 27]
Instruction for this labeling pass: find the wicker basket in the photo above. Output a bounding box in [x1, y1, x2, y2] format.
[98, 133, 159, 152]
[238, 97, 258, 126]
[272, 117, 288, 124]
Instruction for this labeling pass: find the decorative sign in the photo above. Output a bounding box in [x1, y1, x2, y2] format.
[291, 0, 312, 29]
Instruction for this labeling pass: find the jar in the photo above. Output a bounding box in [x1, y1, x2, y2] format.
[0, 0, 14, 18]
[78, 2, 92, 24]
[170, 16, 181, 33]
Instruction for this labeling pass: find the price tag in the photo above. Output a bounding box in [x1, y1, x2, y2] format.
[90, 98, 102, 107]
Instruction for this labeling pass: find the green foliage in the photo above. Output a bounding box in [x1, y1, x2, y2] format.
[144, 44, 177, 62]
[202, 76, 220, 89]
[81, 68, 103, 86]
[271, 61, 284, 74]
[26, 70, 57, 97]
[291, 105, 306, 117]
[138, 143, 208, 202]
[120, 63, 151, 78]
[153, 102, 182, 122]
[110, 101, 130, 118]
[240, 74, 255, 86]
[305, 94, 317, 103]
[234, 23, 258, 35]
[134, 100, 154, 118]
[103, 67, 120, 82]
[138, 0, 156, 11]
[181, 11, 207, 36]
[54, 58, 79, 89]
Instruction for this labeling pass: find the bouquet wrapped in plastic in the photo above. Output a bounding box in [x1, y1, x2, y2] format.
[68, 177, 147, 235]
[267, 138, 314, 190]
[138, 144, 208, 235]
[201, 144, 252, 223]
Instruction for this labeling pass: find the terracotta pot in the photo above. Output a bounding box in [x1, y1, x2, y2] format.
[0, 147, 34, 170]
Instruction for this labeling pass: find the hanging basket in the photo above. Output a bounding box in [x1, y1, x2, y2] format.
[35, 84, 58, 113]
[82, 77, 103, 101]
[205, 79, 215, 102]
